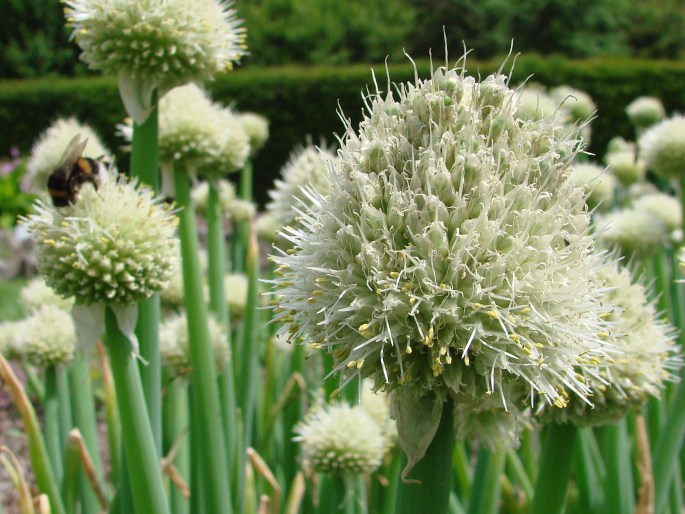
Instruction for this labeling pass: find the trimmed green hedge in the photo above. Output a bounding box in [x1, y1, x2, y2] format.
[1, 56, 685, 206]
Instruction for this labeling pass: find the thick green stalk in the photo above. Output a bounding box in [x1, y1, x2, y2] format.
[174, 167, 233, 514]
[62, 433, 80, 514]
[531, 423, 577, 514]
[104, 307, 169, 514]
[467, 447, 505, 514]
[318, 474, 353, 514]
[574, 428, 604, 513]
[396, 398, 455, 514]
[68, 352, 104, 513]
[603, 419, 635, 514]
[130, 102, 162, 453]
[56, 367, 72, 463]
[453, 442, 472, 498]
[505, 449, 533, 501]
[44, 365, 63, 481]
[163, 376, 190, 514]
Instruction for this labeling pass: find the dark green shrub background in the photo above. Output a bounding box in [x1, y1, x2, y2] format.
[1, 56, 684, 206]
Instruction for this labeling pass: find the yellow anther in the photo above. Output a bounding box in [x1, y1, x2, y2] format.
[597, 331, 610, 339]
[347, 360, 357, 369]
[553, 397, 567, 408]
[575, 373, 586, 384]
[312, 289, 324, 296]
[535, 343, 544, 348]
[315, 277, 326, 284]
[445, 355, 452, 364]
[522, 346, 531, 355]
[359, 324, 371, 337]
[464, 355, 470, 366]
[509, 333, 520, 342]
[409, 297, 416, 305]
[406, 345, 413, 354]
[488, 309, 499, 319]
[439, 346, 447, 356]
[357, 359, 364, 369]
[389, 271, 400, 278]
[508, 315, 516, 324]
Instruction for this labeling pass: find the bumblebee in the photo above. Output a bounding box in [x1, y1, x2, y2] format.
[47, 134, 104, 207]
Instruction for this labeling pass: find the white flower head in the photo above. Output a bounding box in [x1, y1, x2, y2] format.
[20, 304, 76, 367]
[569, 162, 617, 212]
[294, 401, 385, 476]
[0, 320, 27, 361]
[239, 112, 270, 156]
[198, 107, 250, 178]
[626, 96, 666, 130]
[605, 150, 646, 186]
[270, 55, 615, 467]
[550, 85, 596, 123]
[224, 273, 248, 319]
[26, 117, 110, 193]
[516, 86, 559, 122]
[606, 136, 636, 156]
[21, 277, 75, 312]
[639, 115, 685, 180]
[65, 0, 247, 124]
[633, 193, 682, 233]
[597, 208, 669, 258]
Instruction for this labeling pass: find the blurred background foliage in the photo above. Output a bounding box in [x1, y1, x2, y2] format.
[2, 0, 684, 78]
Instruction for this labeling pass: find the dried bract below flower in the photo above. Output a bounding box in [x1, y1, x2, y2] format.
[271, 55, 615, 467]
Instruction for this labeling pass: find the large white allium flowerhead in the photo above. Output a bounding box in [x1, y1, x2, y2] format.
[23, 172, 179, 305]
[550, 85, 596, 123]
[294, 401, 385, 476]
[271, 56, 615, 466]
[597, 208, 668, 258]
[238, 112, 270, 156]
[639, 115, 685, 180]
[633, 193, 682, 233]
[568, 162, 617, 212]
[626, 96, 666, 130]
[20, 304, 76, 367]
[65, 0, 246, 124]
[26, 117, 109, 193]
[266, 143, 337, 228]
[605, 150, 646, 186]
[540, 262, 679, 427]
[160, 312, 229, 376]
[21, 277, 75, 312]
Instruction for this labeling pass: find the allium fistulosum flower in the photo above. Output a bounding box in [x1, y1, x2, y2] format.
[238, 112, 270, 156]
[224, 273, 248, 320]
[550, 85, 596, 123]
[605, 150, 646, 186]
[19, 304, 76, 367]
[294, 401, 385, 476]
[597, 208, 669, 258]
[515, 86, 559, 121]
[540, 262, 679, 427]
[633, 193, 682, 234]
[26, 117, 110, 193]
[22, 171, 179, 350]
[568, 162, 617, 212]
[639, 115, 685, 180]
[266, 143, 337, 229]
[626, 96, 666, 130]
[65, 0, 246, 124]
[20, 277, 74, 311]
[270, 56, 615, 462]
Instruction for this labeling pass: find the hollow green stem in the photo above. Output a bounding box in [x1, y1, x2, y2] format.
[396, 398, 455, 514]
[44, 365, 63, 481]
[531, 423, 577, 514]
[174, 166, 233, 514]
[574, 428, 604, 513]
[604, 419, 635, 514]
[104, 306, 169, 514]
[163, 376, 190, 514]
[467, 447, 505, 514]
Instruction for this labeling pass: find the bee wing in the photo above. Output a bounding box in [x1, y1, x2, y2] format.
[56, 134, 89, 171]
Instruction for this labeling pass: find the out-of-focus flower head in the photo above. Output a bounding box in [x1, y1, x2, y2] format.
[626, 96, 666, 130]
[568, 162, 617, 212]
[238, 112, 269, 156]
[639, 115, 685, 180]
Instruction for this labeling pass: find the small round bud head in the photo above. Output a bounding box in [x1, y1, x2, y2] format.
[626, 96, 666, 129]
[541, 262, 680, 427]
[569, 162, 617, 212]
[21, 277, 74, 312]
[239, 112, 270, 156]
[26, 117, 109, 193]
[266, 143, 337, 230]
[160, 312, 229, 376]
[224, 273, 248, 319]
[633, 193, 682, 233]
[597, 208, 668, 259]
[605, 150, 646, 186]
[550, 85, 596, 122]
[64, 0, 246, 89]
[516, 87, 559, 121]
[272, 56, 616, 457]
[23, 173, 179, 305]
[639, 115, 685, 180]
[21, 304, 76, 367]
[294, 401, 385, 476]
[606, 136, 636, 156]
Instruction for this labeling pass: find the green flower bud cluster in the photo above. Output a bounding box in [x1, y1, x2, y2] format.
[271, 59, 615, 429]
[540, 262, 679, 427]
[24, 173, 179, 305]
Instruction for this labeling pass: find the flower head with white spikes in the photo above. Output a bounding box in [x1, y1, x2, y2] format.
[270, 54, 616, 466]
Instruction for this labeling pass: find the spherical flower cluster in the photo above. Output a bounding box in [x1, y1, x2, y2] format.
[255, 212, 280, 244]
[23, 172, 179, 305]
[515, 87, 559, 122]
[160, 268, 185, 312]
[225, 273, 248, 319]
[271, 60, 615, 453]
[626, 96, 666, 130]
[550, 85, 596, 123]
[26, 117, 110, 193]
[64, 0, 246, 123]
[266, 143, 337, 230]
[541, 262, 679, 427]
[20, 277, 74, 312]
[633, 193, 682, 233]
[568, 162, 617, 212]
[360, 379, 397, 452]
[191, 179, 237, 216]
[639, 115, 685, 180]
[198, 108, 250, 178]
[239, 113, 270, 156]
[597, 209, 668, 258]
[606, 137, 635, 156]
[20, 304, 76, 367]
[605, 150, 645, 186]
[160, 312, 229, 376]
[0, 320, 26, 360]
[294, 402, 385, 476]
